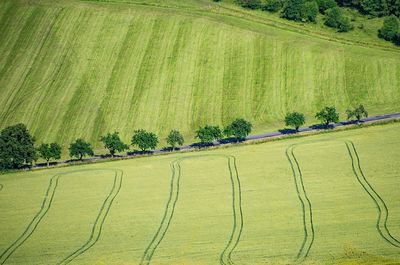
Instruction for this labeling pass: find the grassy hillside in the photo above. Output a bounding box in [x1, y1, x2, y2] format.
[0, 123, 399, 264]
[0, 0, 399, 150]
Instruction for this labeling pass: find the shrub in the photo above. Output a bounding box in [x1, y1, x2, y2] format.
[263, 0, 285, 12]
[303, 1, 319, 22]
[325, 7, 353, 31]
[378, 15, 399, 41]
[235, 0, 262, 9]
[282, 0, 306, 21]
[317, 0, 337, 13]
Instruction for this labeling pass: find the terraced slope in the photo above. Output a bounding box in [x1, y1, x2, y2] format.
[0, 0, 399, 149]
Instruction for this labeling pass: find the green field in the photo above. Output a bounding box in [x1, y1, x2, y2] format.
[0, 0, 399, 150]
[1, 123, 399, 264]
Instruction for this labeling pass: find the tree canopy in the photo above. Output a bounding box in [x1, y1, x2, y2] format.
[346, 104, 368, 122]
[131, 129, 158, 151]
[285, 112, 306, 131]
[101, 132, 128, 156]
[69, 139, 94, 160]
[315, 106, 340, 126]
[196, 125, 222, 144]
[37, 143, 62, 166]
[0, 124, 36, 169]
[325, 7, 353, 32]
[379, 16, 399, 41]
[166, 130, 184, 149]
[224, 119, 253, 139]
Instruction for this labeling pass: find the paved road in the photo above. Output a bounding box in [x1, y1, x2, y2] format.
[33, 112, 400, 169]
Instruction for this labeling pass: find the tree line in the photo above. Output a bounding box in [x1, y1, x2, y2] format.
[213, 0, 400, 43]
[0, 105, 367, 169]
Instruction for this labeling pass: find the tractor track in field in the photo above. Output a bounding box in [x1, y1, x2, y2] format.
[286, 139, 400, 264]
[0, 169, 123, 265]
[285, 145, 315, 263]
[140, 154, 243, 265]
[345, 140, 400, 248]
[0, 175, 60, 265]
[58, 169, 123, 264]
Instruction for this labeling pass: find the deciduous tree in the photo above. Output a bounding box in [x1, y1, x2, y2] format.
[131, 129, 158, 151]
[285, 112, 306, 131]
[196, 125, 222, 144]
[315, 106, 340, 126]
[37, 143, 62, 167]
[0, 124, 36, 169]
[166, 130, 184, 150]
[101, 132, 128, 156]
[69, 139, 94, 160]
[223, 118, 253, 139]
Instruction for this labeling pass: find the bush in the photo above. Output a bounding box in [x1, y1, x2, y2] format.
[337, 15, 354, 31]
[235, 0, 262, 9]
[378, 15, 399, 41]
[325, 7, 353, 31]
[282, 0, 306, 21]
[317, 0, 337, 13]
[263, 0, 285, 12]
[303, 1, 319, 22]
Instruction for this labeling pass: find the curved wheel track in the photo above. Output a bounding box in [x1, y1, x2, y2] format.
[0, 169, 123, 265]
[345, 140, 400, 248]
[286, 139, 400, 264]
[140, 154, 243, 265]
[285, 145, 315, 263]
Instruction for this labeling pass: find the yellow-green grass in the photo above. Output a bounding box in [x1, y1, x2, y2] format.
[0, 0, 400, 151]
[0, 123, 399, 264]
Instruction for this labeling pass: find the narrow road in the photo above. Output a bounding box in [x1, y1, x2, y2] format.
[33, 112, 400, 169]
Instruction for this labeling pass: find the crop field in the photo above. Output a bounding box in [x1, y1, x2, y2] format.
[0, 0, 399, 149]
[0, 123, 399, 264]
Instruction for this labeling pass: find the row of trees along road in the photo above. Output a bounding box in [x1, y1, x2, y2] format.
[0, 105, 367, 169]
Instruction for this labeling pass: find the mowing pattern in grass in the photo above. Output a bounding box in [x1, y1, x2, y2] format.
[0, 1, 399, 149]
[141, 154, 243, 265]
[0, 169, 123, 265]
[286, 139, 400, 263]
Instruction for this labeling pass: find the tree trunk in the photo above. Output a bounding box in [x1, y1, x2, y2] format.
[79, 154, 83, 160]
[47, 160, 50, 167]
